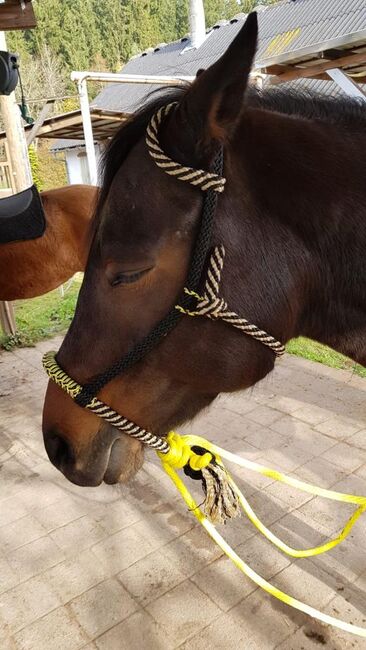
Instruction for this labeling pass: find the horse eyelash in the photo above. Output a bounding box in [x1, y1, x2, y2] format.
[111, 268, 150, 287]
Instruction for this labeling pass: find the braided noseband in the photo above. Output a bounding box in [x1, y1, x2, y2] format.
[43, 101, 285, 523]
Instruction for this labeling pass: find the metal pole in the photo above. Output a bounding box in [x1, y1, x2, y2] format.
[72, 72, 196, 188]
[77, 78, 98, 185]
[71, 71, 195, 85]
[327, 68, 366, 101]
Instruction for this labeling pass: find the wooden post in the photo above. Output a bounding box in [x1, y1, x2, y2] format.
[0, 301, 15, 335]
[0, 32, 32, 192]
[0, 29, 32, 337]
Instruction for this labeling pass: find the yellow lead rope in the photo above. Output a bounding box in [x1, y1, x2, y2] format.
[159, 433, 366, 638]
[42, 351, 366, 636]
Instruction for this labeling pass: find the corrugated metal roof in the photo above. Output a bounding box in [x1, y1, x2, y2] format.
[51, 139, 85, 152]
[91, 0, 366, 114]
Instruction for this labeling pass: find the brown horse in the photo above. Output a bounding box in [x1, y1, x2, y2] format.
[0, 184, 98, 300]
[42, 13, 366, 488]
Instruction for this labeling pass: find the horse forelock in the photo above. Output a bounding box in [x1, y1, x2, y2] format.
[96, 86, 189, 219]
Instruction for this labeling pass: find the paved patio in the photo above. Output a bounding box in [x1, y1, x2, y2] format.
[0, 337, 366, 649]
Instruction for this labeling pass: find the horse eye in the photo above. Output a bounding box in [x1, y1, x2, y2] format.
[110, 268, 151, 287]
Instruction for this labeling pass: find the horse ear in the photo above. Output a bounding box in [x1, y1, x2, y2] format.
[172, 12, 258, 160]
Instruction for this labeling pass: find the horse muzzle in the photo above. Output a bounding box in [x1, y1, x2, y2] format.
[43, 422, 144, 487]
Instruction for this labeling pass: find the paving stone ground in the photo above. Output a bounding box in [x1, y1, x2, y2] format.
[0, 336, 366, 649]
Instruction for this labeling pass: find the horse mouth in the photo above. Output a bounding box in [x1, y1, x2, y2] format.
[103, 436, 144, 484]
[54, 432, 145, 488]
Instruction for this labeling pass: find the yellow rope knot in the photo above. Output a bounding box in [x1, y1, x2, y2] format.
[158, 432, 212, 471]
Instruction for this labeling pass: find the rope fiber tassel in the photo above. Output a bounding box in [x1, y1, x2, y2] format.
[201, 462, 241, 524]
[158, 432, 241, 524]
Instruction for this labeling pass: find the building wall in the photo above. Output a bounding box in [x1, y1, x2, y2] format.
[65, 145, 102, 185]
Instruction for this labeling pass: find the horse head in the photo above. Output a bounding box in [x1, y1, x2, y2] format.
[42, 11, 366, 486]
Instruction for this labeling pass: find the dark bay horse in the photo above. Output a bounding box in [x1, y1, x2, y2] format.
[0, 184, 98, 300]
[42, 13, 366, 487]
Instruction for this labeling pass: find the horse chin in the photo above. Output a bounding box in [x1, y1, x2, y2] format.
[103, 436, 144, 484]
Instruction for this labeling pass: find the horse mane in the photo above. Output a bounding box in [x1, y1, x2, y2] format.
[97, 83, 366, 215]
[249, 86, 366, 130]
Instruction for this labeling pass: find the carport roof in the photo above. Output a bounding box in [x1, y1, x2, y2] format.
[0, 108, 127, 144]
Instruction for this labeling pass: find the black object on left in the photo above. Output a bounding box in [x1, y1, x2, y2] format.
[0, 185, 46, 244]
[0, 51, 19, 96]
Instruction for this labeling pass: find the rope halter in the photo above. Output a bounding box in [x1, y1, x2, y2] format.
[145, 102, 284, 358]
[145, 102, 226, 193]
[43, 101, 285, 525]
[42, 350, 239, 525]
[176, 245, 285, 357]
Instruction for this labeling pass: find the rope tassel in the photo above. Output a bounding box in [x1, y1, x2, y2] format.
[157, 432, 240, 524]
[201, 462, 241, 524]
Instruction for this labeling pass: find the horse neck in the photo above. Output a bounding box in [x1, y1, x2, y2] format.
[300, 217, 366, 366]
[227, 109, 366, 367]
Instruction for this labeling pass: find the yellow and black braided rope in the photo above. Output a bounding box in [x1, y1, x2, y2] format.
[42, 352, 170, 453]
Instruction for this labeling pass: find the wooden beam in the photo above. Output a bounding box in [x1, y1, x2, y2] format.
[26, 100, 55, 146]
[327, 68, 366, 100]
[0, 3, 36, 31]
[0, 31, 32, 192]
[271, 51, 366, 85]
[265, 67, 331, 82]
[263, 64, 298, 76]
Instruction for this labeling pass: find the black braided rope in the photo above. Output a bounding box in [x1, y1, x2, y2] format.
[74, 148, 224, 407]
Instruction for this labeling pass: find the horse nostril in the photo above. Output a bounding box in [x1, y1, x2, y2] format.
[44, 433, 73, 469]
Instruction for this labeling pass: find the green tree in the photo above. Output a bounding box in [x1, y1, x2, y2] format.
[176, 0, 189, 37]
[204, 0, 244, 27]
[26, 0, 65, 55]
[121, 1, 160, 58]
[59, 0, 101, 71]
[92, 0, 124, 70]
[28, 144, 43, 190]
[6, 29, 28, 59]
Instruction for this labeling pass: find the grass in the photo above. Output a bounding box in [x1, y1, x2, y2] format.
[0, 277, 82, 350]
[1, 281, 365, 378]
[287, 337, 366, 378]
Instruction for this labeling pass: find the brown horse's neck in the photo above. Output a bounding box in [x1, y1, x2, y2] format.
[226, 108, 366, 368]
[300, 232, 366, 367]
